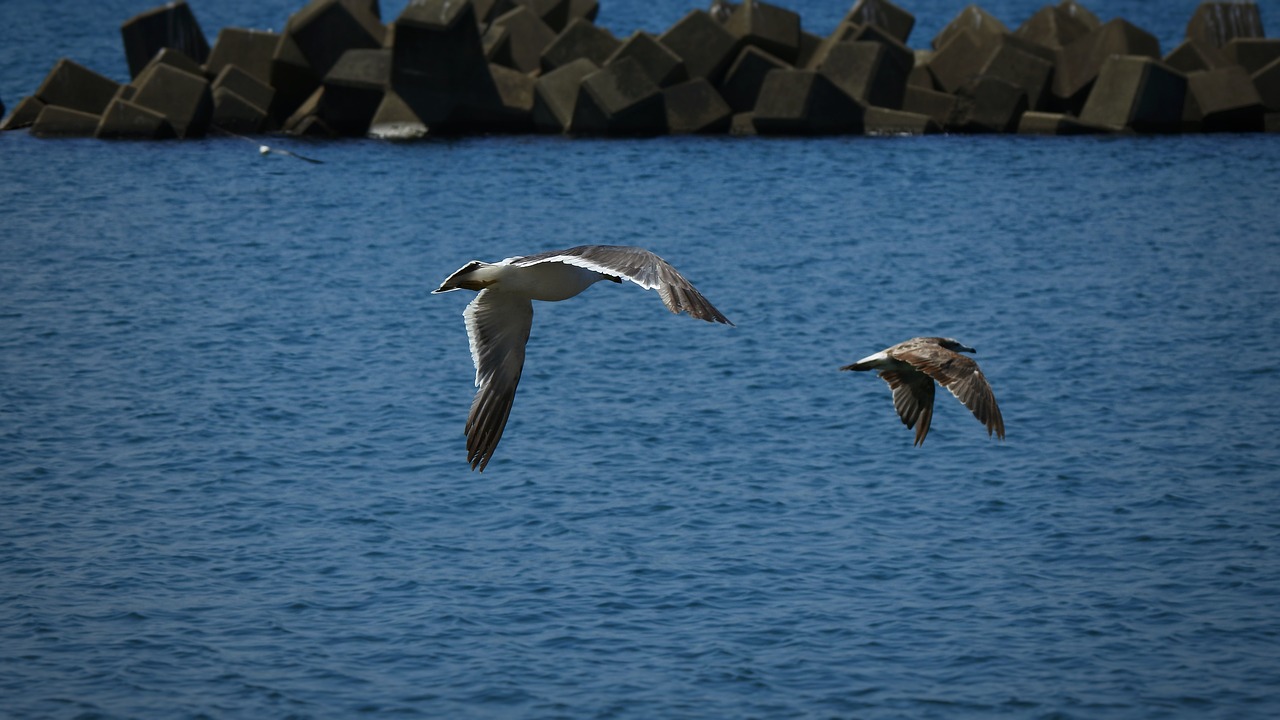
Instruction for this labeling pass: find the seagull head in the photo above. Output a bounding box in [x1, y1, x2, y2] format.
[939, 338, 977, 354]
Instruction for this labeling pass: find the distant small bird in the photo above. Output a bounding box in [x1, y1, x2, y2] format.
[434, 245, 732, 471]
[841, 337, 1004, 445]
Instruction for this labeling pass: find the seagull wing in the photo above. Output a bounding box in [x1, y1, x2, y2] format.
[463, 289, 534, 471]
[896, 345, 1005, 441]
[508, 245, 732, 325]
[878, 369, 936, 446]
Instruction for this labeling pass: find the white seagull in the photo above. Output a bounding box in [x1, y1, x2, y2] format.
[433, 245, 733, 471]
[841, 336, 1004, 445]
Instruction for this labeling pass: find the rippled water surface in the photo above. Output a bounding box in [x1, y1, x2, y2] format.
[4, 2, 1280, 719]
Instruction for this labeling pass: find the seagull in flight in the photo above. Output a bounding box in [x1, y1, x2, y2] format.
[433, 245, 732, 470]
[841, 337, 1004, 445]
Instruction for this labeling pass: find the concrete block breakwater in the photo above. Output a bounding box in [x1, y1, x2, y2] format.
[3, 0, 1277, 139]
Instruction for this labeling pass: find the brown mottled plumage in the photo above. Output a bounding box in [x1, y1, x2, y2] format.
[842, 337, 1004, 445]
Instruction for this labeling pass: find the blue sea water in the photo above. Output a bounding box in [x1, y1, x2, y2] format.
[4, 2, 1280, 719]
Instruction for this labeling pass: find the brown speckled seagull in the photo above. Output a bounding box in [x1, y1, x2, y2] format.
[433, 245, 733, 471]
[841, 337, 1004, 445]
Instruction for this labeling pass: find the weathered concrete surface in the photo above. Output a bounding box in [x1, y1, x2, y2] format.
[1223, 38, 1280, 74]
[31, 105, 103, 137]
[753, 69, 865, 135]
[815, 41, 909, 110]
[1, 96, 46, 131]
[1054, 18, 1161, 112]
[863, 106, 939, 135]
[11, 0, 1280, 139]
[932, 5, 1008, 52]
[1186, 2, 1266, 49]
[533, 57, 598, 132]
[96, 97, 177, 139]
[1256, 56, 1280, 112]
[719, 46, 789, 113]
[212, 65, 275, 117]
[34, 59, 122, 116]
[131, 62, 214, 138]
[390, 0, 492, 128]
[367, 89, 428, 138]
[606, 32, 689, 88]
[1185, 66, 1265, 132]
[664, 78, 732, 133]
[724, 1, 801, 66]
[1016, 110, 1105, 135]
[1165, 39, 1230, 74]
[121, 0, 211, 79]
[1079, 55, 1186, 133]
[205, 28, 280, 84]
[571, 56, 667, 135]
[211, 86, 270, 133]
[1014, 3, 1092, 51]
[315, 48, 390, 135]
[542, 18, 619, 73]
[843, 0, 915, 46]
[949, 75, 1028, 133]
[660, 10, 740, 85]
[489, 5, 557, 74]
[901, 84, 957, 127]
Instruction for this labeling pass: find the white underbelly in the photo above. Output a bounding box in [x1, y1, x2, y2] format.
[506, 263, 605, 302]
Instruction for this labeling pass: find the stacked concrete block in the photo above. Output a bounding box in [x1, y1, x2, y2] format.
[1016, 110, 1105, 135]
[1223, 38, 1280, 74]
[571, 57, 667, 135]
[1185, 66, 1266, 131]
[724, 1, 802, 66]
[390, 0, 493, 129]
[542, 19, 620, 73]
[2, 97, 47, 131]
[489, 6, 557, 74]
[1014, 3, 1093, 51]
[815, 41, 910, 110]
[533, 58, 598, 132]
[607, 33, 689, 88]
[902, 85, 957, 127]
[664, 78, 732, 133]
[96, 98, 177, 139]
[932, 5, 1009, 52]
[270, 0, 385, 125]
[1186, 2, 1265, 49]
[1078, 55, 1186, 133]
[297, 48, 391, 135]
[659, 11, 740, 85]
[1053, 19, 1161, 112]
[130, 62, 215, 137]
[843, 0, 915, 46]
[863, 106, 939, 134]
[927, 29, 994, 94]
[753, 69, 865, 134]
[949, 76, 1028, 132]
[211, 65, 274, 133]
[32, 59, 122, 117]
[120, 1, 211, 79]
[205, 28, 281, 84]
[719, 47, 789, 113]
[8, 0, 1280, 139]
[1256, 57, 1280, 112]
[1165, 39, 1230, 74]
[31, 106, 106, 138]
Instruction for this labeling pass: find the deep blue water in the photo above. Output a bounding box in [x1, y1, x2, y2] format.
[5, 2, 1280, 719]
